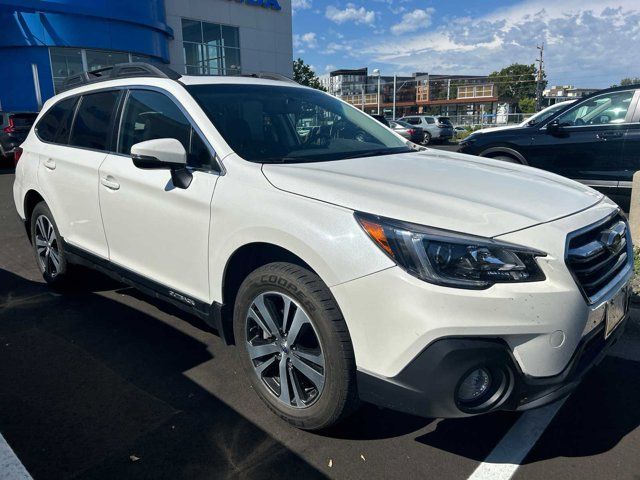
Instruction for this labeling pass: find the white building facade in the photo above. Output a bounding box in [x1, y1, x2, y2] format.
[165, 0, 293, 77]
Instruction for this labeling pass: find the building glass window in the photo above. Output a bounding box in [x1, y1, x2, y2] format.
[181, 18, 241, 76]
[50, 48, 83, 93]
[50, 47, 157, 94]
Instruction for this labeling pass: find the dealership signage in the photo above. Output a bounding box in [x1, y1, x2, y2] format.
[229, 0, 281, 11]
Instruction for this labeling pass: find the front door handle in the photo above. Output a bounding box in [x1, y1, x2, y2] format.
[596, 131, 623, 140]
[44, 158, 56, 170]
[100, 176, 120, 190]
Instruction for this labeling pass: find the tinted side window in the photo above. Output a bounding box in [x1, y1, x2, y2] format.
[36, 97, 77, 143]
[69, 91, 120, 150]
[425, 117, 435, 124]
[119, 90, 212, 168]
[556, 90, 635, 127]
[405, 117, 420, 125]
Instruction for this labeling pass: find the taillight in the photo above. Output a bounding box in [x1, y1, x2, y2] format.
[408, 129, 416, 135]
[3, 117, 15, 133]
[13, 147, 23, 166]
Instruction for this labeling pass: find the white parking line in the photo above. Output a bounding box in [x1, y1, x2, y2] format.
[467, 399, 566, 480]
[0, 433, 32, 480]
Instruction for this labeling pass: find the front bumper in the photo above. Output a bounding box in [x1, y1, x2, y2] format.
[357, 312, 628, 418]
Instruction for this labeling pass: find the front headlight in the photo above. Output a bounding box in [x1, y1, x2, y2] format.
[356, 213, 546, 289]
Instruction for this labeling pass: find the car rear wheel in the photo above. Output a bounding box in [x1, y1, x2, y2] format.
[30, 202, 72, 286]
[423, 132, 432, 145]
[233, 262, 358, 430]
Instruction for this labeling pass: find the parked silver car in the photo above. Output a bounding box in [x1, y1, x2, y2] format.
[399, 115, 454, 144]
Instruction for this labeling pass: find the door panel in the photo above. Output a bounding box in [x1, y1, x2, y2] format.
[38, 143, 109, 258]
[98, 88, 218, 302]
[98, 156, 217, 302]
[525, 89, 635, 184]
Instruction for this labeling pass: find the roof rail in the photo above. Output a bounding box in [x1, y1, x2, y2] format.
[240, 72, 299, 85]
[61, 62, 181, 92]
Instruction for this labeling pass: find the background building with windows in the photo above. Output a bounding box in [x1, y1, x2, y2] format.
[322, 68, 498, 121]
[0, 0, 293, 112]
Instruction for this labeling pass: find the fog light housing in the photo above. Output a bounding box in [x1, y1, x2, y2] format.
[457, 368, 491, 403]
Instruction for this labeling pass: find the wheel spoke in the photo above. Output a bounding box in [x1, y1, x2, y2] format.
[287, 308, 309, 344]
[36, 217, 46, 238]
[289, 368, 305, 406]
[35, 237, 47, 248]
[254, 355, 277, 375]
[278, 357, 291, 404]
[49, 249, 61, 273]
[46, 220, 55, 243]
[293, 347, 324, 368]
[247, 341, 280, 360]
[281, 297, 293, 335]
[291, 356, 324, 391]
[252, 295, 281, 339]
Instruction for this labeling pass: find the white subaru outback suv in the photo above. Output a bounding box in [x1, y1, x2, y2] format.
[13, 63, 633, 430]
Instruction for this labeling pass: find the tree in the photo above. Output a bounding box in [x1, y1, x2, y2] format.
[611, 77, 640, 87]
[518, 97, 536, 113]
[293, 58, 326, 91]
[489, 63, 545, 109]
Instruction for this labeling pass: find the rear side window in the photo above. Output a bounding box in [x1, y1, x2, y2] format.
[36, 97, 77, 143]
[69, 91, 120, 151]
[118, 89, 212, 168]
[405, 117, 420, 125]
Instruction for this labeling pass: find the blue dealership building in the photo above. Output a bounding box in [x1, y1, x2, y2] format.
[0, 0, 293, 112]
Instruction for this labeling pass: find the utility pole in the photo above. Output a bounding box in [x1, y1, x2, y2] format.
[536, 43, 544, 112]
[392, 74, 397, 120]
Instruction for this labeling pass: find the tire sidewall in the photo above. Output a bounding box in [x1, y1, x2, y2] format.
[233, 264, 353, 429]
[423, 132, 432, 144]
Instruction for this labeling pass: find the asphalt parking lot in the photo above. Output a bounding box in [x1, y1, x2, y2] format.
[2, 169, 640, 480]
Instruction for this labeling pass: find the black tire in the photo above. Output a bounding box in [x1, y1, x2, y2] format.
[491, 155, 521, 164]
[30, 202, 72, 286]
[423, 132, 432, 145]
[233, 262, 358, 430]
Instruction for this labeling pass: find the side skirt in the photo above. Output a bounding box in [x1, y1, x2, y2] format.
[62, 239, 231, 342]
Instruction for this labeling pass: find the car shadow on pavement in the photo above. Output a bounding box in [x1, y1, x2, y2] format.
[415, 353, 640, 464]
[522, 354, 640, 464]
[0, 268, 326, 480]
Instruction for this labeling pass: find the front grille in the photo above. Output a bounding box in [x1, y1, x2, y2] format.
[566, 212, 631, 303]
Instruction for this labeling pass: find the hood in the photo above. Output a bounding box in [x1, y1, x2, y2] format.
[262, 150, 603, 237]
[472, 124, 523, 134]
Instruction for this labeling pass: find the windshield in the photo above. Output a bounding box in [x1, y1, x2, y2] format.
[186, 84, 410, 163]
[523, 102, 572, 126]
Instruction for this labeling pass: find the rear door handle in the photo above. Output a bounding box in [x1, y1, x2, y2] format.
[100, 176, 120, 190]
[44, 158, 56, 170]
[596, 131, 623, 140]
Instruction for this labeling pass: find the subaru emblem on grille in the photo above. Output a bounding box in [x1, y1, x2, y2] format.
[599, 221, 626, 253]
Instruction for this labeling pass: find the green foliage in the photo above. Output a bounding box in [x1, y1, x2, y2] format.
[611, 77, 640, 87]
[518, 97, 536, 113]
[293, 58, 326, 91]
[489, 63, 545, 107]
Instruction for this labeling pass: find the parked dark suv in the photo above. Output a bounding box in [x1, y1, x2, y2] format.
[458, 85, 640, 210]
[1, 112, 38, 165]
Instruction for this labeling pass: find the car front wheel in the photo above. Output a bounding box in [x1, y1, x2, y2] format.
[233, 262, 358, 430]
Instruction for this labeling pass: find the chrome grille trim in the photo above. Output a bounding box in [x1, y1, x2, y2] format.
[565, 210, 634, 306]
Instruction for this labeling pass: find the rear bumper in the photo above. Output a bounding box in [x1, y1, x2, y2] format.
[357, 314, 628, 418]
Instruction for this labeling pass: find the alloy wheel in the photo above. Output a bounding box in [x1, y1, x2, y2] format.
[34, 215, 61, 277]
[245, 292, 326, 408]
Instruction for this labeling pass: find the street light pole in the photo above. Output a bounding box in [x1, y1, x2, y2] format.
[373, 68, 381, 115]
[393, 74, 397, 120]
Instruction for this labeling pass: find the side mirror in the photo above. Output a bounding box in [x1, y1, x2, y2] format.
[131, 138, 192, 189]
[546, 119, 562, 135]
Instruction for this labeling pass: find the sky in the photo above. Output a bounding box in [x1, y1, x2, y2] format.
[291, 0, 640, 87]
